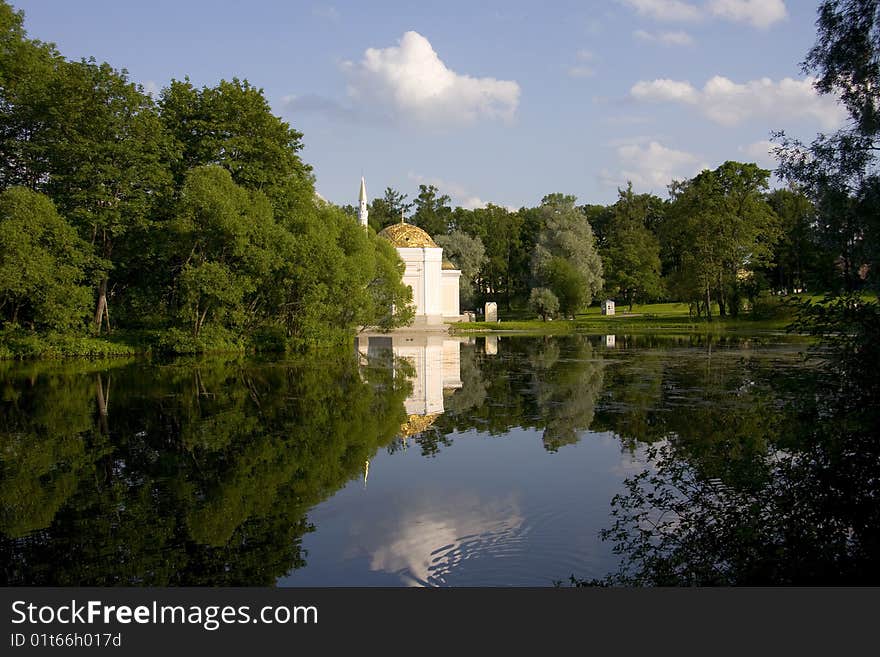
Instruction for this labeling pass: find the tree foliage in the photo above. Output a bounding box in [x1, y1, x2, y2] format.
[602, 183, 664, 310]
[434, 230, 487, 308]
[0, 188, 93, 331]
[529, 287, 559, 321]
[0, 0, 414, 352]
[663, 162, 780, 318]
[531, 194, 603, 315]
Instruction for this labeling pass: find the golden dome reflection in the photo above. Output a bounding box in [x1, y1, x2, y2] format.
[399, 413, 439, 438]
[377, 222, 439, 249]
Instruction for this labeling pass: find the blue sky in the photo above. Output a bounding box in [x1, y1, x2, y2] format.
[12, 0, 841, 208]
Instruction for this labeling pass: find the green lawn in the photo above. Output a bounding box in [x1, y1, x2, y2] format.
[452, 300, 800, 335]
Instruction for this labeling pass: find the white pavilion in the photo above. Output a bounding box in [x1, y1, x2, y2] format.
[358, 178, 462, 326]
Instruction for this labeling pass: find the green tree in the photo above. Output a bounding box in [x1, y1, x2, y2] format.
[411, 184, 452, 237]
[457, 204, 524, 308]
[531, 194, 603, 315]
[775, 0, 880, 291]
[765, 188, 822, 292]
[170, 166, 283, 338]
[368, 187, 412, 232]
[603, 183, 664, 310]
[159, 78, 312, 209]
[434, 230, 487, 308]
[0, 11, 173, 334]
[664, 162, 780, 318]
[0, 188, 93, 331]
[529, 287, 559, 321]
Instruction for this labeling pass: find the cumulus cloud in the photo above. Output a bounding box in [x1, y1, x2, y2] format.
[342, 31, 520, 125]
[619, 0, 702, 22]
[630, 75, 846, 129]
[601, 140, 704, 191]
[619, 0, 788, 28]
[707, 0, 787, 29]
[633, 29, 694, 45]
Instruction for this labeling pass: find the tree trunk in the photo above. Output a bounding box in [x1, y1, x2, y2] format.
[95, 373, 110, 435]
[93, 278, 111, 334]
[705, 284, 712, 321]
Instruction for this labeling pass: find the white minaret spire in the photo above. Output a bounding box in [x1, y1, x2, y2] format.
[358, 176, 368, 228]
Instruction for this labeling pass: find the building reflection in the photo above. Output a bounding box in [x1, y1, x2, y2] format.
[356, 333, 462, 437]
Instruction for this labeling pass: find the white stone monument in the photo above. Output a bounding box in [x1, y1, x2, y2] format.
[484, 302, 498, 322]
[601, 299, 616, 316]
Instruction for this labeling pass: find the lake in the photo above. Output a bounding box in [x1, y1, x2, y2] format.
[2, 332, 872, 586]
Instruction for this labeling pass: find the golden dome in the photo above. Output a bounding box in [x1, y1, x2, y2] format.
[378, 222, 438, 248]
[442, 259, 457, 270]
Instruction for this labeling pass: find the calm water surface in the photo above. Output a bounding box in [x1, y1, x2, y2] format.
[0, 334, 826, 585]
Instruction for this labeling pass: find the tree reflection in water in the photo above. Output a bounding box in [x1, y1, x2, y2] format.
[2, 332, 875, 585]
[597, 327, 880, 585]
[0, 355, 409, 585]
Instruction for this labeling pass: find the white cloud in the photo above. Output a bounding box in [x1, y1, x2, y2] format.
[707, 0, 787, 29]
[631, 75, 846, 129]
[633, 29, 694, 45]
[631, 78, 699, 103]
[619, 0, 702, 22]
[461, 197, 488, 210]
[739, 139, 779, 169]
[142, 80, 160, 97]
[619, 0, 788, 29]
[601, 140, 704, 190]
[342, 31, 520, 125]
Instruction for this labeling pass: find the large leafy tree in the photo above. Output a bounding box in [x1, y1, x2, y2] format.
[765, 188, 823, 292]
[0, 188, 93, 331]
[158, 78, 312, 208]
[457, 204, 524, 308]
[531, 194, 603, 316]
[0, 4, 172, 333]
[664, 162, 780, 318]
[434, 230, 487, 308]
[169, 166, 284, 338]
[411, 184, 452, 237]
[603, 183, 664, 310]
[775, 0, 880, 291]
[368, 187, 412, 232]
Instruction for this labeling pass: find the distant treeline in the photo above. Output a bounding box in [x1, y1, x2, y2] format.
[350, 164, 869, 320]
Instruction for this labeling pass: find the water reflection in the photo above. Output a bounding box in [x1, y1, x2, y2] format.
[2, 334, 864, 586]
[356, 333, 462, 429]
[0, 356, 410, 584]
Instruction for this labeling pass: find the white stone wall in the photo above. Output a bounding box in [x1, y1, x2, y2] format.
[440, 269, 461, 318]
[397, 246, 445, 322]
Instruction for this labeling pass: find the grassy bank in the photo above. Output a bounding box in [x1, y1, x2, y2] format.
[452, 301, 798, 336]
[0, 326, 250, 360]
[0, 323, 359, 360]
